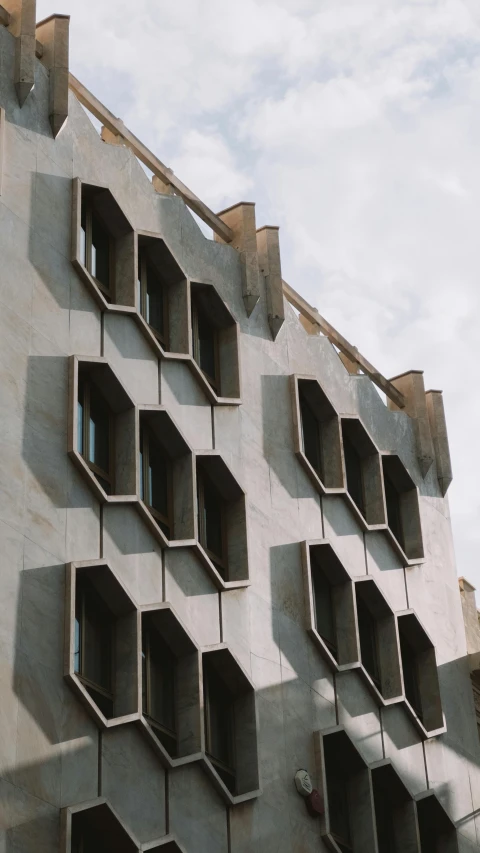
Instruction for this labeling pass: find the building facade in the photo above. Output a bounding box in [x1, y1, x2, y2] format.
[1, 4, 480, 852]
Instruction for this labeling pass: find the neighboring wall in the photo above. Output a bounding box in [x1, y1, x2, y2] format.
[1, 21, 480, 853]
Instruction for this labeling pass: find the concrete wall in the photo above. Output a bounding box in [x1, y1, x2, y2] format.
[0, 22, 479, 852]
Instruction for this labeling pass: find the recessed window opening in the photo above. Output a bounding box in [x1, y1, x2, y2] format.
[197, 468, 227, 579]
[77, 378, 114, 494]
[137, 251, 169, 347]
[312, 561, 337, 658]
[356, 594, 380, 689]
[74, 576, 114, 718]
[384, 471, 404, 549]
[399, 629, 422, 720]
[192, 296, 220, 392]
[203, 657, 236, 793]
[342, 427, 365, 516]
[142, 616, 177, 757]
[81, 198, 113, 300]
[140, 423, 173, 538]
[299, 389, 324, 480]
[373, 783, 397, 853]
[324, 743, 353, 853]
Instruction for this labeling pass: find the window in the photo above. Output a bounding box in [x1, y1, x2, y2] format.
[80, 199, 113, 299]
[203, 657, 235, 793]
[399, 629, 422, 720]
[77, 378, 114, 494]
[356, 595, 380, 688]
[312, 563, 337, 658]
[327, 766, 352, 852]
[342, 428, 365, 515]
[140, 423, 172, 538]
[373, 784, 397, 853]
[74, 576, 114, 718]
[299, 389, 324, 479]
[384, 471, 404, 549]
[137, 251, 168, 347]
[197, 468, 227, 578]
[142, 617, 177, 756]
[192, 297, 220, 392]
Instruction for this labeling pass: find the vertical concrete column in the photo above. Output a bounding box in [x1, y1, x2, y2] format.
[214, 202, 260, 316]
[3, 0, 36, 106]
[0, 107, 5, 196]
[459, 578, 480, 655]
[35, 14, 70, 138]
[388, 370, 434, 478]
[425, 389, 453, 495]
[256, 225, 284, 340]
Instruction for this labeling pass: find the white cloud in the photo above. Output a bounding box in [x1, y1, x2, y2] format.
[36, 0, 480, 590]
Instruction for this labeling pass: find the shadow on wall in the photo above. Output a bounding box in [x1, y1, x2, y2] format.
[261, 374, 317, 501]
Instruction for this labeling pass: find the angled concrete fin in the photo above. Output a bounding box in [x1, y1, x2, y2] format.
[35, 14, 70, 137]
[3, 0, 36, 106]
[215, 202, 260, 316]
[426, 389, 453, 495]
[256, 225, 284, 340]
[388, 370, 435, 478]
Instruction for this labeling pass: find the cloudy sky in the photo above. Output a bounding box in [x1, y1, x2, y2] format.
[37, 0, 480, 590]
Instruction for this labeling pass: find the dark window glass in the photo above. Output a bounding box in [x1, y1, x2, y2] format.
[374, 784, 397, 853]
[399, 631, 422, 719]
[328, 770, 352, 852]
[91, 213, 110, 290]
[80, 206, 87, 267]
[142, 621, 177, 756]
[88, 385, 110, 474]
[357, 596, 380, 687]
[204, 661, 235, 791]
[192, 298, 218, 387]
[343, 431, 365, 515]
[75, 578, 114, 718]
[77, 381, 84, 455]
[300, 392, 323, 478]
[146, 263, 165, 339]
[312, 564, 336, 656]
[384, 472, 404, 547]
[140, 425, 171, 538]
[204, 479, 223, 559]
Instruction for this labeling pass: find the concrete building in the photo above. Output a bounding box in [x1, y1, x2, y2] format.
[0, 3, 479, 851]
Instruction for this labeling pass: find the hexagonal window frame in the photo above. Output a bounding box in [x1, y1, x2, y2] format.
[72, 178, 136, 312]
[64, 560, 139, 729]
[68, 355, 137, 504]
[302, 539, 359, 672]
[370, 759, 419, 851]
[382, 453, 424, 566]
[194, 451, 249, 591]
[61, 798, 139, 853]
[397, 610, 445, 738]
[201, 644, 260, 806]
[136, 406, 196, 548]
[189, 281, 241, 405]
[353, 576, 403, 707]
[340, 416, 386, 530]
[291, 375, 344, 495]
[415, 790, 459, 853]
[314, 725, 377, 853]
[137, 603, 202, 770]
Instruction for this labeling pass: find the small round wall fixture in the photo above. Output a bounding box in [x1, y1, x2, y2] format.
[295, 769, 313, 797]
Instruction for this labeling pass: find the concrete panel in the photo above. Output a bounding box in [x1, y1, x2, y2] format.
[161, 359, 212, 450]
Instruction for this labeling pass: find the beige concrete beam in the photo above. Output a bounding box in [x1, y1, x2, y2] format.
[3, 0, 36, 106]
[388, 370, 435, 478]
[215, 202, 260, 316]
[283, 280, 406, 408]
[257, 225, 284, 340]
[101, 125, 124, 146]
[35, 14, 70, 138]
[68, 73, 234, 243]
[426, 389, 453, 495]
[0, 4, 11, 26]
[0, 107, 5, 196]
[152, 174, 174, 195]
